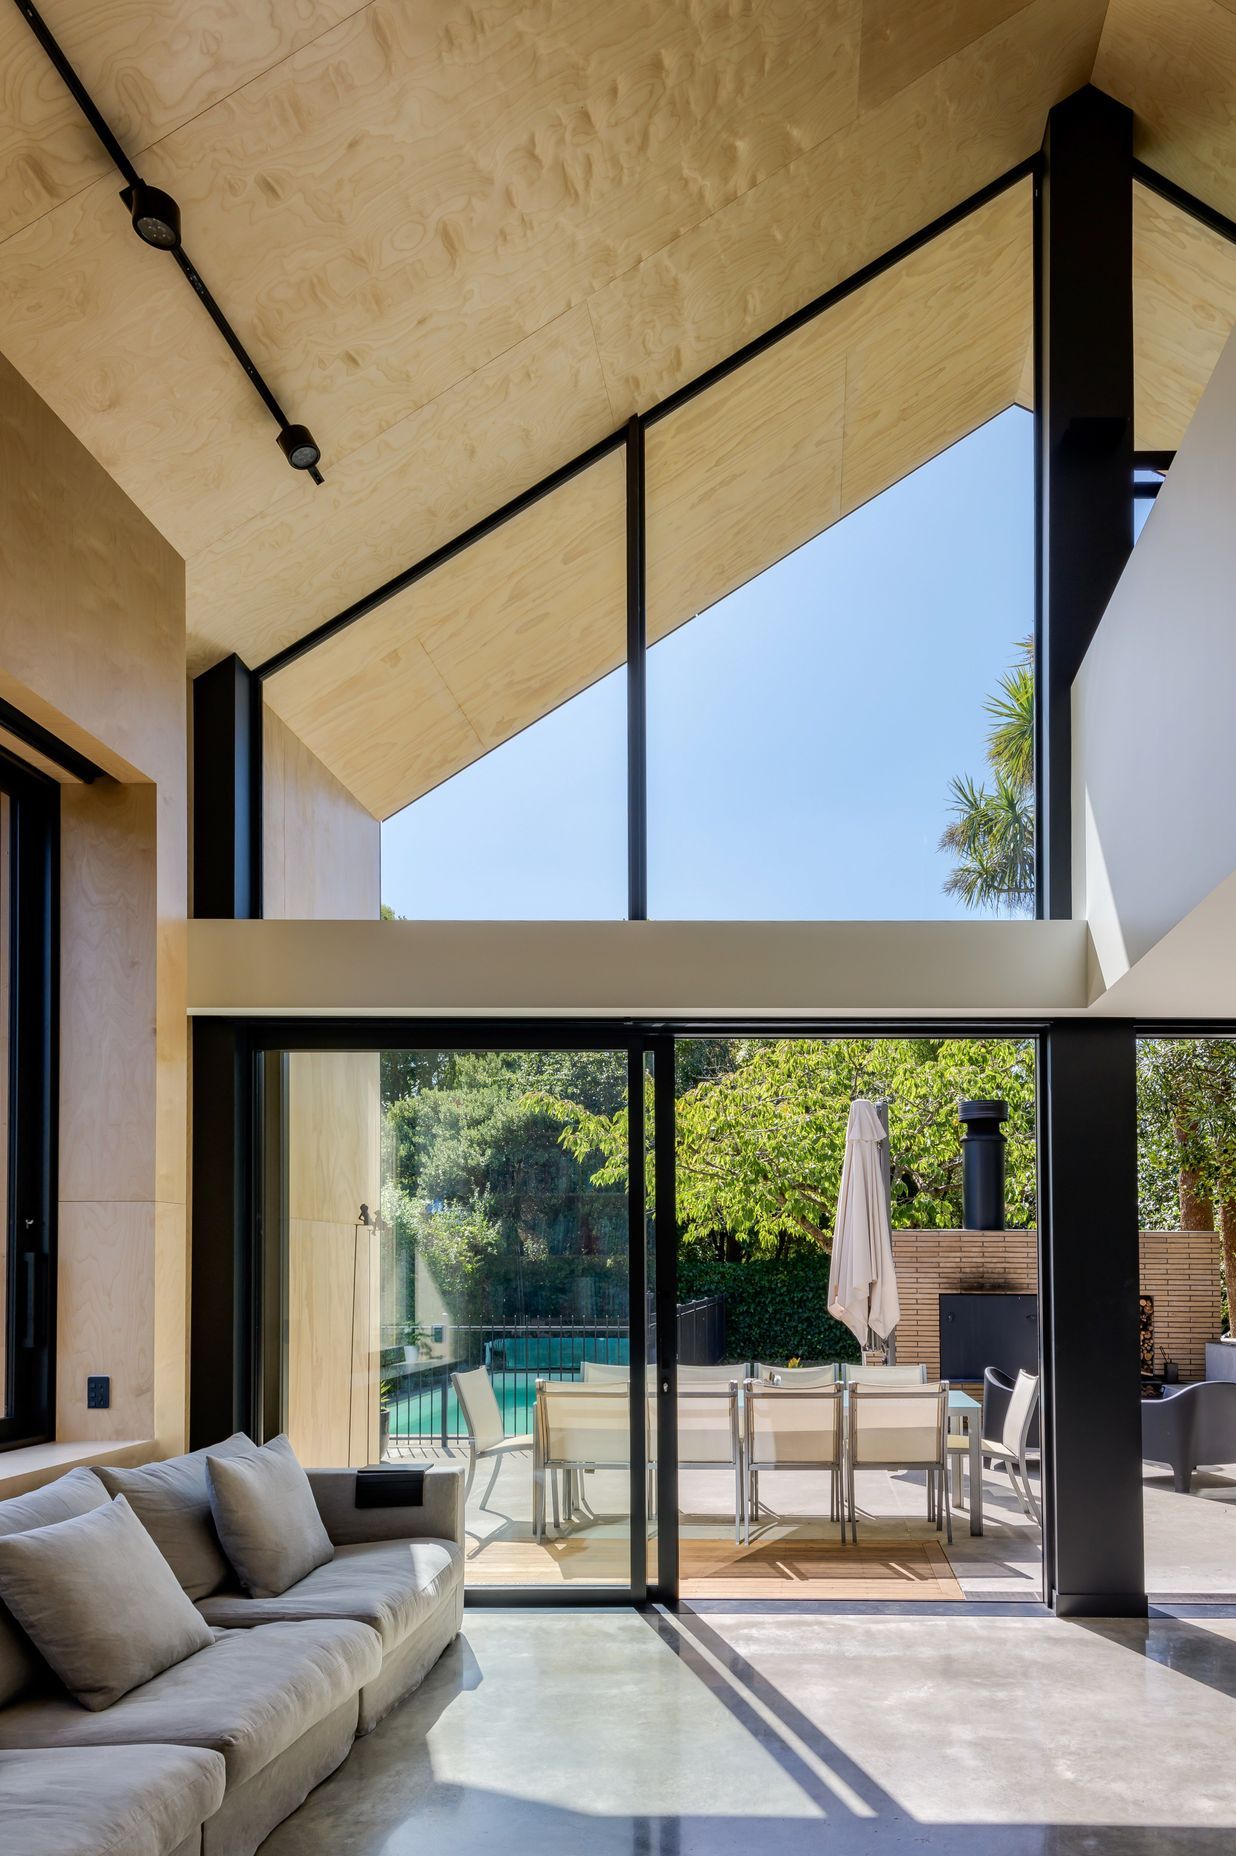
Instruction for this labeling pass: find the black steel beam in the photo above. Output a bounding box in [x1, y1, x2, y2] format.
[1037, 87, 1134, 919]
[626, 417, 648, 920]
[1039, 1021, 1145, 1617]
[1132, 159, 1236, 249]
[0, 697, 104, 785]
[189, 1020, 254, 1447]
[192, 655, 256, 919]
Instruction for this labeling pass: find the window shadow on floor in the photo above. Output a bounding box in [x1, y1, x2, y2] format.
[1076, 1614, 1236, 1704]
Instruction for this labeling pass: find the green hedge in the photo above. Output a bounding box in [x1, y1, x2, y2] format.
[677, 1251, 861, 1365]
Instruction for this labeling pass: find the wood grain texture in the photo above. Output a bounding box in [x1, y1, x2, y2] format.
[264, 448, 626, 818]
[2, 352, 188, 1450]
[1134, 181, 1236, 451]
[859, 0, 1033, 111]
[0, 1, 360, 242]
[590, 0, 1102, 416]
[0, 352, 185, 790]
[287, 1050, 380, 1225]
[646, 318, 847, 646]
[58, 782, 158, 1205]
[0, 0, 1111, 679]
[263, 707, 380, 916]
[0, 0, 857, 564]
[55, 1201, 155, 1444]
[838, 182, 1032, 514]
[1096, 0, 1236, 217]
[189, 305, 615, 674]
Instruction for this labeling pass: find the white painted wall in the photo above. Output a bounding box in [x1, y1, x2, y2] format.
[1075, 321, 1236, 993]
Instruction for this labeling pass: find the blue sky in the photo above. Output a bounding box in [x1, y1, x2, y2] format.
[381, 407, 1034, 920]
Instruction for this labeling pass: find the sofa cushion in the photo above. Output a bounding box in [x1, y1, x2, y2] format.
[206, 1433, 333, 1598]
[0, 1495, 214, 1710]
[96, 1432, 258, 1599]
[197, 1537, 463, 1650]
[0, 1618, 380, 1788]
[0, 1743, 226, 1856]
[0, 1468, 112, 1707]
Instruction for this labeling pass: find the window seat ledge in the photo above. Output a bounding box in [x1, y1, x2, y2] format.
[0, 1438, 156, 1499]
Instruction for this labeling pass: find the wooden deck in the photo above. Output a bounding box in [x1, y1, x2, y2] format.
[463, 1534, 963, 1599]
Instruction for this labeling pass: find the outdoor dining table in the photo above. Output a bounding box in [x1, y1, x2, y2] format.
[533, 1377, 985, 1538]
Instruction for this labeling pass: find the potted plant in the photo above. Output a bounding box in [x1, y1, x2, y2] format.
[378, 1377, 396, 1460]
[395, 1320, 431, 1365]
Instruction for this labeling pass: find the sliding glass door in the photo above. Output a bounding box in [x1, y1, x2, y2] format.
[261, 1037, 648, 1597]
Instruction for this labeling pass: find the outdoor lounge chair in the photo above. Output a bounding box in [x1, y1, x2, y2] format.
[744, 1381, 844, 1543]
[1141, 1379, 1236, 1493]
[755, 1362, 839, 1387]
[847, 1382, 952, 1544]
[451, 1366, 533, 1514]
[975, 1367, 1041, 1523]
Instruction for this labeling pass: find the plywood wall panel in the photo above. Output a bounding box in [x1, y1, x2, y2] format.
[58, 782, 157, 1206]
[263, 708, 380, 916]
[286, 1049, 382, 1467]
[1133, 182, 1236, 451]
[287, 1051, 380, 1228]
[55, 1201, 155, 1443]
[0, 343, 187, 1454]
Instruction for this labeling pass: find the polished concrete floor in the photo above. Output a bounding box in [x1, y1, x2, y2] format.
[262, 1606, 1236, 1854]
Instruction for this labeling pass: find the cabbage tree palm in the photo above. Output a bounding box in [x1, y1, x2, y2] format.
[940, 639, 1035, 915]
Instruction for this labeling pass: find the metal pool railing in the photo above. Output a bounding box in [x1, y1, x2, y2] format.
[383, 1299, 726, 1442]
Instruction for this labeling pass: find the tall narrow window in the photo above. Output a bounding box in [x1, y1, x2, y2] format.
[0, 752, 57, 1449]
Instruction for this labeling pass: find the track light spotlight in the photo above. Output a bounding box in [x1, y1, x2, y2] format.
[119, 181, 181, 250]
[277, 424, 322, 472]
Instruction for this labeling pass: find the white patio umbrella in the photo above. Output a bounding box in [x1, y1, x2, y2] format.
[827, 1100, 900, 1352]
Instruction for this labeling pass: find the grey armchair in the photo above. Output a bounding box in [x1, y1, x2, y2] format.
[1142, 1380, 1236, 1493]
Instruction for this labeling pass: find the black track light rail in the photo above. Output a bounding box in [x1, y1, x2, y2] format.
[13, 0, 324, 483]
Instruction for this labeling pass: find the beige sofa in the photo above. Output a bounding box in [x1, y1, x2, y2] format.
[0, 1451, 465, 1856]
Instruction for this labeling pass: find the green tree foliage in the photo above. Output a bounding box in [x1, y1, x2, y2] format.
[941, 638, 1035, 914]
[1138, 1037, 1236, 1326]
[543, 1037, 1036, 1260]
[380, 1048, 629, 1327]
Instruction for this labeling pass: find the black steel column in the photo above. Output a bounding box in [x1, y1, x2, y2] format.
[189, 1020, 254, 1447]
[1040, 1022, 1145, 1616]
[1037, 86, 1133, 918]
[626, 415, 647, 921]
[192, 654, 258, 918]
[627, 1047, 648, 1600]
[652, 1034, 679, 1601]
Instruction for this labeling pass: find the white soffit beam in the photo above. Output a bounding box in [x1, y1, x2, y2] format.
[188, 918, 1089, 1019]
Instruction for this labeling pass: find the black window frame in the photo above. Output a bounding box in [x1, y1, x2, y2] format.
[0, 746, 58, 1450]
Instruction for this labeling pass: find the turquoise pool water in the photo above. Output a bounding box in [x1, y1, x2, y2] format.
[387, 1373, 544, 1441]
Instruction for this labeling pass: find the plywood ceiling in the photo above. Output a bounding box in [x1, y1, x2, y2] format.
[0, 0, 1234, 691]
[1134, 182, 1236, 451]
[0, 0, 1106, 682]
[267, 183, 1032, 820]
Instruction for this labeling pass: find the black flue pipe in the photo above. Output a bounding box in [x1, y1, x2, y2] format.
[958, 1099, 1008, 1230]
